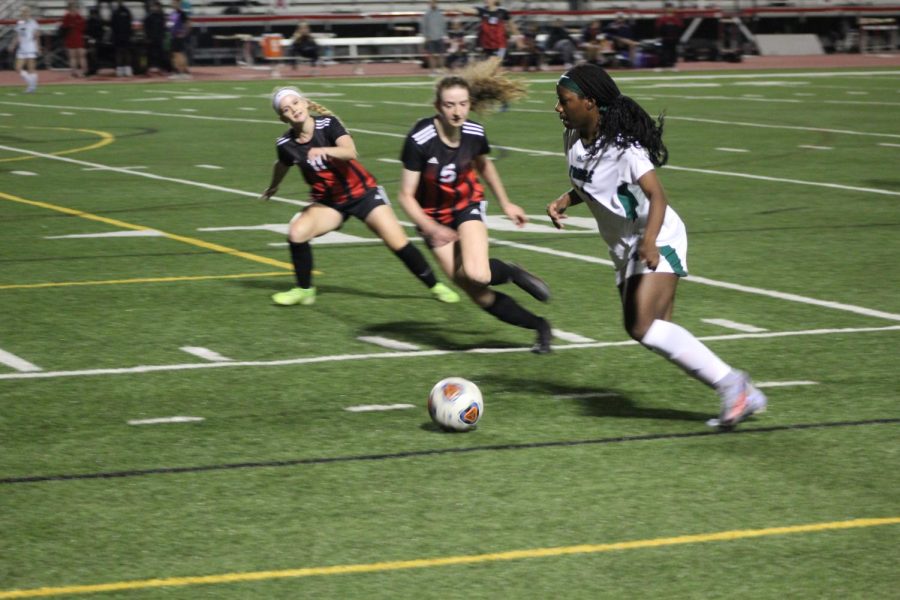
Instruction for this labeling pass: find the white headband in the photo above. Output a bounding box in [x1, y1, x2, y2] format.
[272, 88, 303, 113]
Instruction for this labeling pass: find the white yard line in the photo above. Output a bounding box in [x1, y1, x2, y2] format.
[756, 381, 818, 388]
[179, 346, 233, 362]
[356, 336, 421, 351]
[0, 347, 42, 372]
[0, 325, 896, 381]
[702, 319, 768, 333]
[127, 416, 205, 425]
[551, 329, 596, 343]
[344, 404, 416, 412]
[665, 116, 900, 140]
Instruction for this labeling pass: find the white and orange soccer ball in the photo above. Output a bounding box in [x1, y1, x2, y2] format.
[427, 377, 483, 432]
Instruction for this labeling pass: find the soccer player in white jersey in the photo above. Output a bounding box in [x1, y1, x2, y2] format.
[545, 64, 767, 429]
[11, 6, 41, 93]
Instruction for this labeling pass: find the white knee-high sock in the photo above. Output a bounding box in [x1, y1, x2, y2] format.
[640, 319, 732, 388]
[19, 70, 28, 83]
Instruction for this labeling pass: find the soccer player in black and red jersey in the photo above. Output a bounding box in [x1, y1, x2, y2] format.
[397, 62, 553, 353]
[261, 87, 459, 307]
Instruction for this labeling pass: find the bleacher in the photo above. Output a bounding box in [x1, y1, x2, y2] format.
[11, 0, 900, 21]
[2, 0, 898, 70]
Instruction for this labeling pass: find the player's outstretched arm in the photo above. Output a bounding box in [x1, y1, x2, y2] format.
[261, 160, 290, 200]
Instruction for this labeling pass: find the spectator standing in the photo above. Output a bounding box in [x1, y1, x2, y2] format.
[10, 6, 40, 93]
[290, 21, 319, 71]
[84, 5, 105, 75]
[420, 0, 447, 73]
[461, 0, 509, 60]
[110, 0, 133, 76]
[61, 1, 87, 77]
[143, 0, 167, 74]
[167, 0, 191, 78]
[445, 20, 468, 69]
[655, 3, 684, 67]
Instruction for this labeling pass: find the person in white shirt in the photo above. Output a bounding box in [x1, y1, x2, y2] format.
[545, 64, 767, 429]
[10, 6, 41, 93]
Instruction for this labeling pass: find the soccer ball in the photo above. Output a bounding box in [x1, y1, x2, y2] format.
[427, 377, 483, 432]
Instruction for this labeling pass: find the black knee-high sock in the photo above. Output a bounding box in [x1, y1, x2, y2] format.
[288, 240, 313, 288]
[484, 291, 542, 330]
[394, 243, 438, 288]
[489, 258, 514, 286]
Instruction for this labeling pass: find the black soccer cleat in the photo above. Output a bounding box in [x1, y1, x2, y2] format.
[510, 263, 551, 302]
[531, 318, 553, 354]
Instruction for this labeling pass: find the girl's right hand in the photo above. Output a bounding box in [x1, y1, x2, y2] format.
[425, 223, 458, 248]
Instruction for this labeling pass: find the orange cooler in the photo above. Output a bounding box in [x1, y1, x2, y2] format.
[262, 34, 284, 59]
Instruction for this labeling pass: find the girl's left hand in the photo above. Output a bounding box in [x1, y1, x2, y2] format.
[307, 147, 328, 161]
[638, 238, 659, 270]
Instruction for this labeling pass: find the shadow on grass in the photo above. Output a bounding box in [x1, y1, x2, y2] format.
[487, 377, 711, 423]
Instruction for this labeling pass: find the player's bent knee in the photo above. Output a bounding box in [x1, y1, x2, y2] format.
[626, 320, 652, 342]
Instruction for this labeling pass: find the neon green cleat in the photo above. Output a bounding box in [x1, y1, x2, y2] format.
[272, 286, 316, 306]
[430, 282, 460, 304]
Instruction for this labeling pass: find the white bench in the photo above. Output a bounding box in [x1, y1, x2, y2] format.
[251, 34, 426, 75]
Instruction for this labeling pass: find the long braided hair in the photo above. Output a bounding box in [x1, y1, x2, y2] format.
[562, 64, 668, 167]
[435, 57, 527, 114]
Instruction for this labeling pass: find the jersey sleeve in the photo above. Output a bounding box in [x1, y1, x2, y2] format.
[400, 132, 425, 171]
[275, 137, 294, 167]
[323, 117, 349, 144]
[478, 132, 491, 156]
[622, 145, 655, 184]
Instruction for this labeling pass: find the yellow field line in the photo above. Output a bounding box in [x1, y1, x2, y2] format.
[0, 126, 114, 163]
[0, 272, 292, 290]
[1, 517, 897, 598]
[0, 191, 291, 271]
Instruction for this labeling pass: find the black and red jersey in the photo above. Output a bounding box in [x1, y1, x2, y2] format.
[401, 116, 490, 225]
[276, 116, 377, 204]
[476, 6, 509, 50]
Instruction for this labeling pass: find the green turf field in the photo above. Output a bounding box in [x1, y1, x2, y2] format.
[1, 67, 898, 598]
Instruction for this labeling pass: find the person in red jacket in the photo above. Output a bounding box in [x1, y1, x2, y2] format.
[461, 0, 510, 60]
[61, 1, 87, 77]
[655, 3, 684, 67]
